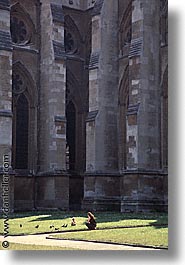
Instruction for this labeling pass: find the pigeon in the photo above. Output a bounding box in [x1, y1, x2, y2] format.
[62, 224, 68, 228]
[35, 225, 39, 229]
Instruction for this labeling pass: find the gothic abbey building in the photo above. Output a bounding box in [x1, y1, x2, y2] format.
[0, 0, 168, 212]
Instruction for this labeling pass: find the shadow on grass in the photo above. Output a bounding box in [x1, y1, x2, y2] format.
[1, 210, 168, 228]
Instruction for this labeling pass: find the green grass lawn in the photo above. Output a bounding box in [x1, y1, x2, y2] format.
[0, 242, 79, 251]
[0, 211, 168, 236]
[49, 226, 168, 249]
[0, 211, 168, 248]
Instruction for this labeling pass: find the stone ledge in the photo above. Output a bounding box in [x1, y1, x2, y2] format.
[91, 0, 104, 16]
[127, 103, 140, 115]
[0, 0, 10, 11]
[82, 197, 121, 212]
[84, 172, 120, 177]
[53, 40, 65, 60]
[13, 45, 39, 54]
[129, 38, 143, 58]
[51, 3, 64, 24]
[89, 52, 99, 69]
[0, 109, 13, 117]
[86, 110, 98, 122]
[121, 168, 168, 176]
[54, 115, 66, 123]
[0, 30, 12, 51]
[36, 171, 69, 177]
[121, 199, 168, 213]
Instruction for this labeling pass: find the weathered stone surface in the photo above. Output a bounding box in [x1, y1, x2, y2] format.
[0, 0, 10, 10]
[0, 0, 168, 213]
[51, 3, 64, 23]
[14, 176, 34, 211]
[83, 175, 121, 211]
[121, 173, 167, 212]
[86, 0, 119, 174]
[53, 40, 65, 60]
[36, 175, 69, 210]
[0, 31, 12, 51]
[91, 0, 104, 16]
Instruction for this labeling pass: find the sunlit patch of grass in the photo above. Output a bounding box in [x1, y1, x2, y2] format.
[0, 211, 168, 236]
[50, 226, 168, 249]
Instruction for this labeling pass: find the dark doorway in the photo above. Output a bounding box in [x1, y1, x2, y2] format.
[66, 101, 84, 210]
[66, 101, 76, 171]
[69, 176, 84, 210]
[15, 94, 29, 169]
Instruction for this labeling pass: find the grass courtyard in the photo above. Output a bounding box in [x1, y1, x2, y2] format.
[0, 211, 168, 249]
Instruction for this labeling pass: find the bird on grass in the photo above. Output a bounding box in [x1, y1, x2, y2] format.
[35, 225, 39, 229]
[50, 225, 54, 229]
[20, 224, 22, 228]
[55, 228, 59, 231]
[62, 224, 68, 228]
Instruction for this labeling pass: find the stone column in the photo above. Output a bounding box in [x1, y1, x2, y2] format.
[39, 0, 66, 173]
[127, 0, 161, 171]
[36, 0, 69, 210]
[121, 0, 167, 212]
[0, 1, 14, 212]
[86, 0, 119, 174]
[83, 0, 120, 211]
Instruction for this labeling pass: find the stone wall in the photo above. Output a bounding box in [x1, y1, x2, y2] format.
[0, 0, 12, 168]
[0, 0, 13, 212]
[120, 0, 168, 212]
[121, 173, 168, 212]
[39, 0, 66, 173]
[86, 0, 119, 173]
[36, 175, 69, 210]
[127, 0, 161, 171]
[0, 0, 168, 213]
[56, 0, 96, 10]
[83, 0, 121, 211]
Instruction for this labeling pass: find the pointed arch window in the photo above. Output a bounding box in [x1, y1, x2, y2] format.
[119, 1, 132, 55]
[10, 3, 36, 46]
[12, 63, 38, 173]
[11, 16, 28, 44]
[64, 30, 76, 53]
[64, 15, 83, 55]
[14, 94, 29, 169]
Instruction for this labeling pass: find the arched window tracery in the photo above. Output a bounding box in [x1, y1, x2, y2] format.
[119, 1, 132, 55]
[14, 93, 29, 169]
[64, 15, 82, 55]
[12, 63, 37, 172]
[10, 3, 36, 46]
